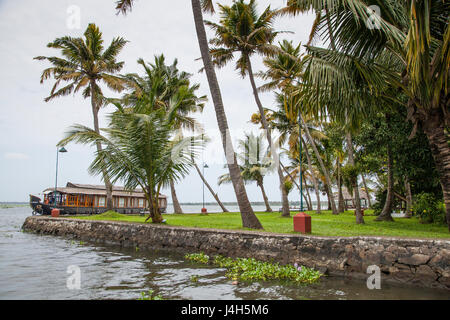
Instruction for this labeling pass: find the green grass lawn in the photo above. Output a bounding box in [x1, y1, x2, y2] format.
[71, 209, 450, 239]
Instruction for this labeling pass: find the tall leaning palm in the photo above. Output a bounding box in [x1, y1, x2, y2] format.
[35, 23, 127, 210]
[115, 0, 263, 229]
[206, 0, 292, 217]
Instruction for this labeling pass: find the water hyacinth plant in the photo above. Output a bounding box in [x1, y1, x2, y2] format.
[184, 252, 322, 284]
[184, 252, 210, 264]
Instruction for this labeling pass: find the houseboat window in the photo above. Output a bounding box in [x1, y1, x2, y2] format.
[119, 197, 125, 207]
[138, 198, 144, 208]
[98, 196, 106, 207]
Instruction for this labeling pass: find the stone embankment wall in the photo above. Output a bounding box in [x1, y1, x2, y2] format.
[22, 216, 450, 289]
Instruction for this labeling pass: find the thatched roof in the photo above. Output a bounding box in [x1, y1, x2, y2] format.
[43, 182, 166, 198]
[334, 187, 370, 201]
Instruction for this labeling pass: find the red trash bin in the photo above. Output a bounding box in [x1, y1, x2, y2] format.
[293, 212, 311, 234]
[51, 208, 60, 217]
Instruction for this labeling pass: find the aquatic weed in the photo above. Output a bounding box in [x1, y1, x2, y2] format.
[184, 252, 210, 264]
[186, 253, 322, 284]
[138, 290, 163, 300]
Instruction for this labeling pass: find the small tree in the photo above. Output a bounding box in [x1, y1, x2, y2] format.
[58, 96, 203, 223]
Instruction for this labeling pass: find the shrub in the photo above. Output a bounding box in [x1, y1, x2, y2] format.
[412, 193, 446, 224]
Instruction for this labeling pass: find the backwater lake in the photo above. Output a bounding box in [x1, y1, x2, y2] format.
[1, 206, 449, 300]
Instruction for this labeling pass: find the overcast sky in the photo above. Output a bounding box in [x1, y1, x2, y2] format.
[0, 0, 317, 204]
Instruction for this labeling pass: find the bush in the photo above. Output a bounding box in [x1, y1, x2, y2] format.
[412, 193, 446, 224]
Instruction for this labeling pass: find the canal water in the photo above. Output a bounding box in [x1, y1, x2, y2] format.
[1, 206, 449, 300]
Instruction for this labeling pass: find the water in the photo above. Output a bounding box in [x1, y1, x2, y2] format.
[1, 206, 449, 300]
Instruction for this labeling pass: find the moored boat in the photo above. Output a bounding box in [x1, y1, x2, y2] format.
[29, 182, 167, 215]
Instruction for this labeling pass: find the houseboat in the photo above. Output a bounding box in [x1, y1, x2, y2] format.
[29, 182, 167, 215]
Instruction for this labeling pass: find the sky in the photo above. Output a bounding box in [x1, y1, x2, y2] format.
[0, 0, 318, 204]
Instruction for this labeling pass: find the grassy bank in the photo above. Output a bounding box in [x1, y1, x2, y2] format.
[71, 210, 450, 239]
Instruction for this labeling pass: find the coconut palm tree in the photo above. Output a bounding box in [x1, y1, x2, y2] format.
[120, 55, 207, 214]
[218, 132, 274, 212]
[285, 0, 450, 228]
[34, 23, 128, 210]
[205, 0, 292, 217]
[58, 91, 203, 223]
[256, 40, 338, 214]
[115, 0, 263, 229]
[257, 100, 326, 214]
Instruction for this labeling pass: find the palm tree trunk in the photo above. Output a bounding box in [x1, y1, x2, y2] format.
[90, 80, 113, 211]
[404, 177, 413, 218]
[193, 162, 229, 213]
[191, 0, 261, 229]
[170, 179, 183, 214]
[420, 107, 450, 231]
[376, 144, 395, 221]
[300, 113, 338, 214]
[361, 173, 372, 208]
[346, 133, 364, 224]
[246, 56, 290, 217]
[337, 161, 345, 213]
[257, 178, 272, 212]
[302, 137, 321, 213]
[324, 183, 332, 210]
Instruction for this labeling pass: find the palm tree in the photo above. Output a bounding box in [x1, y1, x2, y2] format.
[115, 0, 263, 229]
[34, 23, 127, 210]
[218, 132, 274, 212]
[58, 92, 203, 223]
[120, 55, 207, 214]
[256, 40, 338, 214]
[285, 1, 450, 229]
[205, 0, 292, 217]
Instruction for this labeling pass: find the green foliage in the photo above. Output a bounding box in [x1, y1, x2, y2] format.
[413, 193, 446, 225]
[138, 290, 163, 300]
[185, 253, 322, 284]
[284, 180, 294, 194]
[340, 164, 358, 194]
[185, 252, 210, 264]
[35, 23, 127, 104]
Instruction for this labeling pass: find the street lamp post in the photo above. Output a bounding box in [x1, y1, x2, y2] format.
[54, 146, 68, 205]
[201, 163, 209, 213]
[299, 113, 304, 212]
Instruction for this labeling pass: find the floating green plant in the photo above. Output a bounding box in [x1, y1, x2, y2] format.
[184, 252, 210, 264]
[138, 290, 163, 300]
[184, 252, 322, 284]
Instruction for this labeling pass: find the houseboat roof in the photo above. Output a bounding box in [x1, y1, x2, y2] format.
[43, 182, 167, 198]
